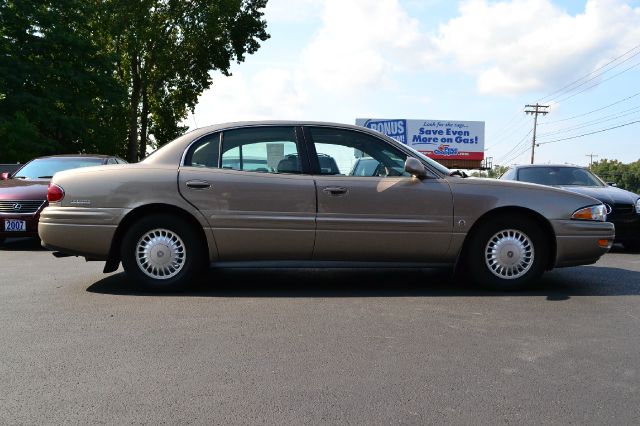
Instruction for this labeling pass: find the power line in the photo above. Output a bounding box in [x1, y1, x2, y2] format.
[551, 60, 640, 104]
[494, 45, 640, 165]
[501, 140, 535, 165]
[539, 90, 640, 125]
[538, 43, 640, 103]
[486, 116, 530, 150]
[539, 43, 640, 102]
[537, 119, 640, 145]
[496, 128, 532, 164]
[544, 53, 640, 103]
[537, 106, 640, 137]
[503, 145, 530, 165]
[496, 128, 531, 162]
[486, 109, 522, 140]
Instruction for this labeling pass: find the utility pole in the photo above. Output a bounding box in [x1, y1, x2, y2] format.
[586, 153, 599, 169]
[525, 103, 549, 164]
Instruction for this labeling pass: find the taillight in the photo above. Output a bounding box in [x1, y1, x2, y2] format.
[47, 183, 65, 202]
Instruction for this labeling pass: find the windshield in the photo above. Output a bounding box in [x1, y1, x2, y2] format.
[404, 145, 451, 176]
[13, 157, 104, 179]
[517, 167, 605, 187]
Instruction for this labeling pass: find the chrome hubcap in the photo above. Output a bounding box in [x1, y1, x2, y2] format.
[485, 229, 534, 279]
[135, 229, 186, 280]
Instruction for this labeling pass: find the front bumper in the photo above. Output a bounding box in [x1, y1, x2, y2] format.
[611, 216, 640, 244]
[0, 213, 40, 239]
[38, 206, 126, 259]
[552, 219, 615, 268]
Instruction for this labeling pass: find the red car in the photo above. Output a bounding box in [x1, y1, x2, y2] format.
[0, 155, 126, 244]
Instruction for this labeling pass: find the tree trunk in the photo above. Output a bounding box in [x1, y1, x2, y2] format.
[127, 55, 140, 162]
[139, 84, 149, 160]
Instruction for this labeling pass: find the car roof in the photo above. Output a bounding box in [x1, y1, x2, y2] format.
[144, 120, 402, 166]
[510, 164, 586, 169]
[193, 120, 370, 133]
[34, 154, 113, 159]
[143, 120, 451, 178]
[182, 120, 397, 144]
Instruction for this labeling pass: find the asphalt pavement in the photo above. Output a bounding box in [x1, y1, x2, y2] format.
[1, 238, 639, 424]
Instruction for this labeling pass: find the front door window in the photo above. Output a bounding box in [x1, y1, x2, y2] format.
[309, 127, 409, 177]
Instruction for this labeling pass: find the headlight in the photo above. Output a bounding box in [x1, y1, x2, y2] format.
[572, 205, 607, 222]
[635, 198, 640, 214]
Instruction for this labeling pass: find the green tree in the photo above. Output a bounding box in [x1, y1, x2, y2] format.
[591, 159, 640, 194]
[470, 164, 509, 178]
[101, 0, 270, 162]
[0, 0, 127, 163]
[487, 164, 509, 178]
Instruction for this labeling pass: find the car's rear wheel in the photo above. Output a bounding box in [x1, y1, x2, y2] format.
[120, 214, 205, 291]
[467, 216, 547, 290]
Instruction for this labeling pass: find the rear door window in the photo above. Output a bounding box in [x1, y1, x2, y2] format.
[220, 127, 301, 174]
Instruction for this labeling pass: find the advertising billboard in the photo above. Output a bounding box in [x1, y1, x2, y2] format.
[355, 118, 485, 161]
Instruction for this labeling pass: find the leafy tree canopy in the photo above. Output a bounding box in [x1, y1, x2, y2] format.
[101, 0, 270, 161]
[470, 164, 509, 178]
[591, 159, 640, 194]
[0, 0, 270, 163]
[0, 0, 127, 163]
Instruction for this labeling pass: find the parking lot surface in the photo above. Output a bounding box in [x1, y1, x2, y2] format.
[1, 238, 639, 424]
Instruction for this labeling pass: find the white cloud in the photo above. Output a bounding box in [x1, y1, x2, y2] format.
[194, 0, 424, 125]
[193, 0, 640, 127]
[430, 0, 640, 95]
[300, 0, 425, 93]
[264, 0, 323, 23]
[192, 69, 305, 125]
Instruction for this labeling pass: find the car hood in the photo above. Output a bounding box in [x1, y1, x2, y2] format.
[0, 178, 49, 200]
[448, 176, 611, 222]
[469, 177, 598, 197]
[556, 185, 639, 205]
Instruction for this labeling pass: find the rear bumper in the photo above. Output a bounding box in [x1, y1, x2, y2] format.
[39, 223, 117, 259]
[38, 207, 125, 259]
[552, 220, 615, 268]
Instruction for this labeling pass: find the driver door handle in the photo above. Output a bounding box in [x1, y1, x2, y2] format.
[322, 186, 348, 196]
[186, 180, 211, 189]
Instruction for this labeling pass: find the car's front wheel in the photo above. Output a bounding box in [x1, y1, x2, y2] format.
[120, 214, 205, 291]
[467, 216, 547, 290]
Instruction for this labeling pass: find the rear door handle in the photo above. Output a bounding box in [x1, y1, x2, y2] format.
[322, 186, 348, 196]
[186, 180, 211, 189]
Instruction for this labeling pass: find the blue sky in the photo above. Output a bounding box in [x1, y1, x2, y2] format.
[191, 0, 640, 167]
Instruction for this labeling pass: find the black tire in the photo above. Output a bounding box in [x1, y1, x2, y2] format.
[120, 213, 205, 292]
[467, 215, 547, 291]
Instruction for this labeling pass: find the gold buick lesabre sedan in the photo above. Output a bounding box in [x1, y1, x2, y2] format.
[39, 121, 614, 291]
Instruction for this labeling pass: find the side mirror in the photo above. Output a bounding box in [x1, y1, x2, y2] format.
[606, 182, 617, 187]
[404, 157, 427, 178]
[0, 172, 9, 180]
